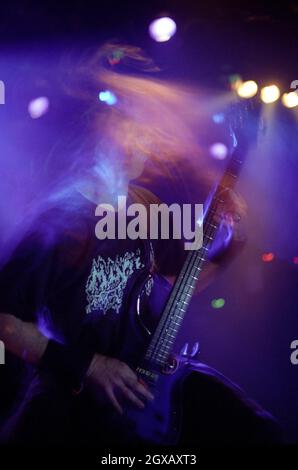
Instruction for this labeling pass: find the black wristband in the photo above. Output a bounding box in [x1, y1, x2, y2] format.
[40, 325, 96, 393]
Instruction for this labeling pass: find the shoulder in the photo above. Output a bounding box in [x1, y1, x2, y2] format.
[8, 192, 94, 269]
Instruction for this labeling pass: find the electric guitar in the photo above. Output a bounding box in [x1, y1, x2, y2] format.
[98, 100, 268, 445]
[101, 104, 259, 445]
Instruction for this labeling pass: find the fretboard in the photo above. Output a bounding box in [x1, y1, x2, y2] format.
[145, 155, 243, 370]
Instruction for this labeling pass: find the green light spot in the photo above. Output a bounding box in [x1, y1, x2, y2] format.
[211, 298, 225, 309]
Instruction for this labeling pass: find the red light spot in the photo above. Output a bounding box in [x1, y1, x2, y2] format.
[293, 257, 298, 265]
[262, 252, 274, 262]
[108, 57, 121, 65]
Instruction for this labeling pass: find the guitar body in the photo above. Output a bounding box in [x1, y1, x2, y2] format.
[111, 364, 190, 445]
[103, 267, 280, 447]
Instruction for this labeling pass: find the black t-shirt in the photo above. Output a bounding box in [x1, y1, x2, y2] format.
[0, 189, 156, 358]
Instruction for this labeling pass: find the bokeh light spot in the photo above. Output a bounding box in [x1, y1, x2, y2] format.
[211, 298, 226, 309]
[212, 113, 225, 124]
[262, 252, 275, 262]
[237, 80, 258, 99]
[281, 91, 298, 108]
[260, 85, 280, 104]
[28, 96, 49, 119]
[149, 17, 177, 42]
[99, 90, 117, 105]
[209, 142, 228, 160]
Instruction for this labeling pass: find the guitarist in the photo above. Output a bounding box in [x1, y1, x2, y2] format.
[0, 181, 280, 446]
[0, 44, 281, 446]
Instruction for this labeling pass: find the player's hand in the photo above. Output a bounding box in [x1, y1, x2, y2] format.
[87, 354, 154, 414]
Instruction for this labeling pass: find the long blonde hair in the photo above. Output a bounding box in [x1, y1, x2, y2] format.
[61, 43, 216, 202]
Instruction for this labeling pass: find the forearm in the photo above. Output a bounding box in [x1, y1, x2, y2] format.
[0, 313, 48, 364]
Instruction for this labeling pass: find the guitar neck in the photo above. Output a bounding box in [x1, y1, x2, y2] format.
[144, 154, 243, 370]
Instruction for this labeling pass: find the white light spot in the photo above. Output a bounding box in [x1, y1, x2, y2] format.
[149, 17, 177, 42]
[237, 80, 258, 99]
[28, 96, 49, 119]
[260, 85, 280, 104]
[281, 91, 298, 108]
[209, 142, 228, 160]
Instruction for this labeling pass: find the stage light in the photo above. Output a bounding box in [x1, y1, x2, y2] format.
[99, 90, 117, 106]
[260, 85, 280, 104]
[212, 113, 225, 124]
[211, 298, 225, 309]
[236, 80, 258, 99]
[28, 96, 49, 119]
[262, 252, 275, 263]
[149, 17, 177, 42]
[293, 257, 298, 265]
[209, 142, 228, 160]
[281, 91, 298, 108]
